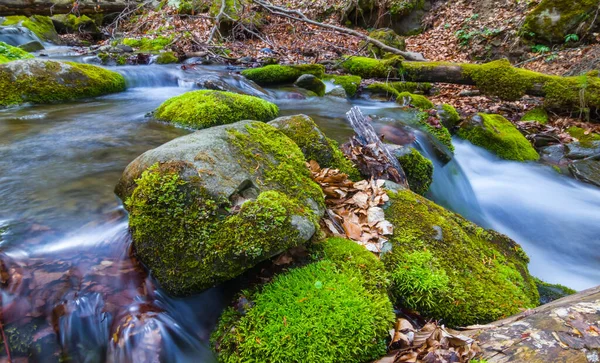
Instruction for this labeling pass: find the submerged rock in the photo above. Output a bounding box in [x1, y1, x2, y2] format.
[294, 74, 326, 96]
[457, 113, 539, 161]
[382, 189, 539, 327]
[241, 63, 325, 85]
[0, 59, 126, 107]
[115, 121, 325, 296]
[211, 238, 394, 363]
[153, 90, 278, 129]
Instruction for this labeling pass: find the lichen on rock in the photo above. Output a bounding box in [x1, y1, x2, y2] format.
[241, 64, 325, 85]
[153, 90, 278, 129]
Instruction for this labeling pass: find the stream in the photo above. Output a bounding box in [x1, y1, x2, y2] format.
[1, 43, 600, 361]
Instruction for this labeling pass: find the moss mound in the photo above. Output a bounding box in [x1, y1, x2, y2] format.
[156, 51, 178, 64]
[521, 107, 549, 124]
[212, 239, 394, 363]
[241, 64, 325, 85]
[566, 126, 600, 147]
[154, 90, 278, 129]
[269, 114, 361, 180]
[457, 113, 539, 161]
[0, 41, 34, 64]
[122, 36, 172, 51]
[0, 60, 126, 107]
[51, 14, 98, 33]
[324, 74, 361, 97]
[397, 91, 434, 109]
[397, 148, 433, 195]
[383, 190, 539, 327]
[341, 56, 401, 78]
[1, 15, 59, 42]
[367, 81, 431, 99]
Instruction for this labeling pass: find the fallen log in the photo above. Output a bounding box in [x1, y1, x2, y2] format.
[0, 0, 138, 16]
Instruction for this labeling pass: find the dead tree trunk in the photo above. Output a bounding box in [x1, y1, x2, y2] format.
[0, 0, 136, 16]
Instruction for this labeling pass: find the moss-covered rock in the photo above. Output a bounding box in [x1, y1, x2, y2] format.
[364, 28, 406, 58]
[534, 277, 576, 305]
[521, 107, 549, 124]
[437, 104, 461, 129]
[323, 74, 361, 97]
[457, 113, 539, 161]
[1, 15, 59, 43]
[0, 59, 126, 107]
[51, 14, 98, 33]
[396, 91, 434, 109]
[268, 114, 361, 180]
[341, 0, 428, 36]
[241, 64, 325, 85]
[156, 51, 178, 64]
[212, 238, 394, 363]
[116, 121, 324, 295]
[566, 126, 600, 148]
[415, 111, 454, 152]
[382, 190, 539, 327]
[153, 90, 278, 129]
[294, 74, 326, 96]
[0, 41, 34, 64]
[397, 148, 433, 195]
[522, 0, 598, 44]
[122, 36, 172, 51]
[341, 56, 401, 78]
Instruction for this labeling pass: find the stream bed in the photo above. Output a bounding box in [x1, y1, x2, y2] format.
[1, 54, 600, 361]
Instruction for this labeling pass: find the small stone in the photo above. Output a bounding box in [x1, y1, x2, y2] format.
[368, 207, 385, 224]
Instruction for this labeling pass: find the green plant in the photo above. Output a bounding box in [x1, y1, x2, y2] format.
[532, 44, 550, 53]
[565, 33, 579, 43]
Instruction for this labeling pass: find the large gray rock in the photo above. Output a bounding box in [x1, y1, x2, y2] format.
[294, 74, 326, 96]
[569, 159, 600, 188]
[115, 120, 325, 296]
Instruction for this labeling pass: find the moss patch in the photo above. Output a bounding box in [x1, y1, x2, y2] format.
[0, 41, 34, 64]
[122, 36, 172, 51]
[439, 104, 461, 129]
[383, 190, 539, 327]
[341, 56, 402, 78]
[566, 126, 600, 148]
[457, 113, 539, 161]
[51, 14, 98, 33]
[397, 148, 433, 195]
[156, 51, 178, 64]
[364, 28, 406, 58]
[2, 15, 59, 42]
[533, 277, 576, 304]
[154, 90, 278, 129]
[0, 60, 126, 107]
[241, 64, 325, 85]
[521, 107, 549, 124]
[212, 256, 394, 362]
[417, 111, 454, 152]
[397, 91, 434, 109]
[367, 81, 431, 99]
[323, 74, 361, 97]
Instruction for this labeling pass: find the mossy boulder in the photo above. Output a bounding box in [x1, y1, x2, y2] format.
[268, 114, 361, 180]
[382, 190, 539, 327]
[341, 0, 428, 35]
[414, 111, 455, 153]
[153, 90, 278, 129]
[115, 121, 325, 296]
[364, 28, 406, 57]
[341, 56, 401, 78]
[0, 41, 33, 64]
[212, 238, 394, 363]
[522, 0, 598, 44]
[1, 15, 59, 43]
[457, 113, 539, 161]
[0, 59, 126, 107]
[17, 40, 44, 52]
[521, 107, 549, 124]
[156, 51, 178, 64]
[122, 36, 172, 51]
[51, 14, 98, 34]
[241, 64, 325, 85]
[437, 104, 461, 129]
[396, 148, 433, 195]
[397, 91, 434, 109]
[323, 74, 361, 97]
[294, 74, 326, 96]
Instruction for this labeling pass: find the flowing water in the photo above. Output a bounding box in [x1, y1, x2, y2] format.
[1, 50, 600, 361]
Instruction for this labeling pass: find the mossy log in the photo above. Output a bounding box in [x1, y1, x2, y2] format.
[0, 0, 136, 16]
[400, 59, 600, 118]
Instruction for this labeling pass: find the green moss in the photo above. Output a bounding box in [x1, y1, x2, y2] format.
[323, 74, 361, 97]
[156, 51, 178, 64]
[439, 104, 461, 129]
[0, 60, 126, 107]
[51, 14, 98, 33]
[462, 59, 540, 101]
[397, 148, 433, 195]
[340, 56, 402, 78]
[416, 111, 455, 152]
[211, 259, 394, 363]
[533, 277, 576, 304]
[521, 107, 549, 124]
[2, 15, 58, 42]
[566, 126, 600, 147]
[154, 90, 278, 129]
[367, 81, 432, 98]
[389, 0, 425, 16]
[116, 55, 127, 66]
[397, 91, 434, 109]
[271, 115, 361, 180]
[122, 36, 172, 51]
[365, 28, 406, 57]
[0, 321, 40, 356]
[0, 41, 34, 64]
[383, 190, 539, 327]
[241, 64, 325, 85]
[457, 113, 539, 161]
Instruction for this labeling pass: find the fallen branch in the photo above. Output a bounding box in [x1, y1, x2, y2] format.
[208, 0, 228, 43]
[252, 0, 426, 61]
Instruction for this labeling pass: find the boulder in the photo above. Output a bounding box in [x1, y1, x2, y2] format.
[569, 159, 600, 187]
[195, 74, 241, 93]
[268, 114, 361, 179]
[0, 15, 59, 43]
[241, 64, 325, 85]
[0, 40, 33, 63]
[382, 189, 539, 327]
[17, 39, 42, 52]
[211, 238, 394, 363]
[153, 90, 278, 129]
[395, 147, 433, 195]
[565, 141, 600, 160]
[364, 28, 406, 57]
[457, 113, 539, 161]
[0, 59, 126, 107]
[51, 14, 99, 34]
[325, 87, 347, 98]
[115, 121, 325, 296]
[155, 51, 178, 64]
[293, 74, 326, 96]
[324, 74, 361, 97]
[468, 285, 600, 362]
